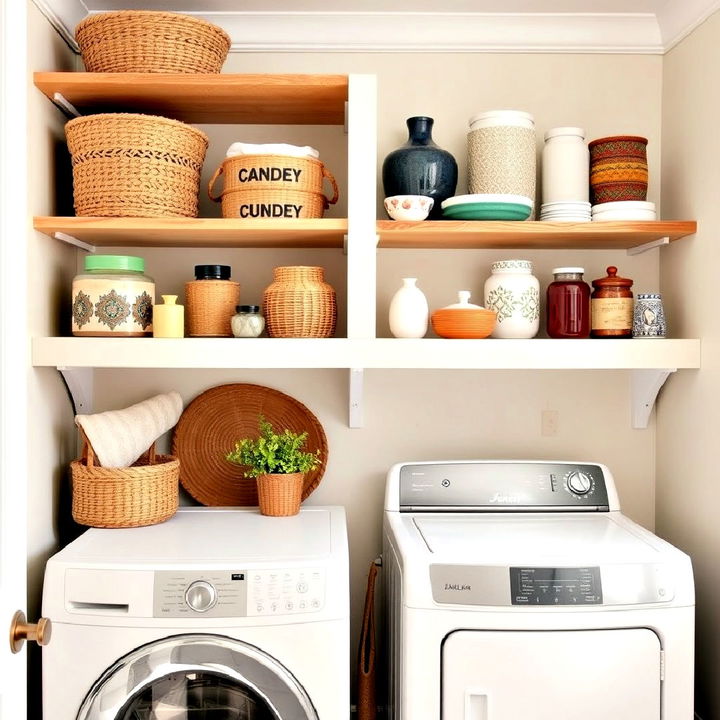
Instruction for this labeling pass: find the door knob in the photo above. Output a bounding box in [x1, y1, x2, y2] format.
[9, 610, 52, 653]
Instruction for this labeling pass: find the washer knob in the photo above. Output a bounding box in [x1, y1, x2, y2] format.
[185, 581, 217, 613]
[567, 471, 592, 496]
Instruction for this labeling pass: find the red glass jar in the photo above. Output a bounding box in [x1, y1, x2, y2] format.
[546, 267, 590, 338]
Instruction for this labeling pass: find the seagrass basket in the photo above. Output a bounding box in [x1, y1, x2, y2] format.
[70, 430, 179, 528]
[65, 113, 209, 217]
[75, 11, 231, 74]
[256, 473, 304, 517]
[185, 279, 241, 337]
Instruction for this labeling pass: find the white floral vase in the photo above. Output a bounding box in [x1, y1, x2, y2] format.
[484, 260, 540, 338]
[389, 278, 428, 338]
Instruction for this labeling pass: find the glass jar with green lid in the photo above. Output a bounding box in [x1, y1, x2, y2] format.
[71, 255, 155, 337]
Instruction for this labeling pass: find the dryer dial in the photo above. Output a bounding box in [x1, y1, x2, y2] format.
[566, 470, 593, 496]
[185, 580, 217, 613]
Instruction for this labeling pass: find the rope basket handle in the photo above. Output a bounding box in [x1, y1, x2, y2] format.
[322, 165, 339, 205]
[79, 427, 157, 468]
[208, 164, 225, 202]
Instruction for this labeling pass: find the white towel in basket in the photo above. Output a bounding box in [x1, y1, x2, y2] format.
[225, 142, 319, 159]
[75, 391, 183, 468]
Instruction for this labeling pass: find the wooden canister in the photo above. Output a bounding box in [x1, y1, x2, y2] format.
[185, 265, 240, 337]
[591, 266, 633, 338]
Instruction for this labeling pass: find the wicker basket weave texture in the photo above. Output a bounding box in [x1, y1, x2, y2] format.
[185, 280, 241, 337]
[65, 113, 209, 218]
[218, 189, 331, 220]
[263, 266, 337, 338]
[70, 431, 179, 529]
[76, 11, 231, 74]
[256, 473, 304, 517]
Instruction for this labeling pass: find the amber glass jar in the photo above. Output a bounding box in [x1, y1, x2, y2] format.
[546, 267, 590, 338]
[591, 266, 634, 338]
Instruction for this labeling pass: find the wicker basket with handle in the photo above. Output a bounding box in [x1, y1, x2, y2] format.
[70, 429, 179, 528]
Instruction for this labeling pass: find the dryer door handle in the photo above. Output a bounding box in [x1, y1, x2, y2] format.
[8, 610, 52, 653]
[465, 691, 488, 720]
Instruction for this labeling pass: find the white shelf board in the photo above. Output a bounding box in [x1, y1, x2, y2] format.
[32, 337, 701, 371]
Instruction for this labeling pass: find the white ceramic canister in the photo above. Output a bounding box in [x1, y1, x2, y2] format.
[542, 127, 589, 204]
[389, 278, 429, 338]
[483, 260, 540, 338]
[467, 110, 536, 203]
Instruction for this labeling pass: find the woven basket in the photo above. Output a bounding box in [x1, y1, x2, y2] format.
[263, 266, 337, 338]
[65, 113, 209, 217]
[256, 473, 304, 517]
[76, 11, 231, 74]
[185, 279, 241, 337]
[216, 189, 332, 219]
[70, 430, 179, 528]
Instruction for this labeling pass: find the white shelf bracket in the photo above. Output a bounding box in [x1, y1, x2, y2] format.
[53, 232, 96, 253]
[349, 368, 364, 428]
[627, 236, 670, 256]
[631, 368, 675, 429]
[58, 367, 94, 415]
[344, 101, 348, 134]
[52, 92, 81, 118]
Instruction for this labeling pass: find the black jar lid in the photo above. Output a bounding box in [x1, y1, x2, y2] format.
[236, 305, 260, 313]
[195, 264, 231, 280]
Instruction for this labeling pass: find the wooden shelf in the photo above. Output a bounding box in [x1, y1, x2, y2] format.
[32, 337, 701, 371]
[33, 73, 348, 125]
[377, 220, 697, 250]
[34, 217, 348, 249]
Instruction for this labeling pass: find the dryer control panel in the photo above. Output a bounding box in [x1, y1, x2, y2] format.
[153, 567, 325, 618]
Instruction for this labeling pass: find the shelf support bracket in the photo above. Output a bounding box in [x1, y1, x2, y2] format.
[57, 367, 94, 415]
[349, 368, 364, 428]
[626, 236, 670, 256]
[631, 368, 675, 429]
[52, 92, 81, 119]
[54, 232, 96, 253]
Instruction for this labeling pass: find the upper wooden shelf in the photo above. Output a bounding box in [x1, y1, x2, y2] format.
[33, 73, 349, 125]
[377, 220, 697, 250]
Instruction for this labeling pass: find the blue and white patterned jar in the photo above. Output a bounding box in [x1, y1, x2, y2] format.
[483, 260, 540, 338]
[633, 293, 666, 338]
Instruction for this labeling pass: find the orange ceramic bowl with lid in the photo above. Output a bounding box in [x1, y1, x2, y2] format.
[431, 291, 497, 339]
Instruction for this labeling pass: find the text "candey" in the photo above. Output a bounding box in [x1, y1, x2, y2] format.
[237, 167, 302, 183]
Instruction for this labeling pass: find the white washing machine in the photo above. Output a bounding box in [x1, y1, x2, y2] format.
[42, 506, 349, 720]
[383, 461, 695, 720]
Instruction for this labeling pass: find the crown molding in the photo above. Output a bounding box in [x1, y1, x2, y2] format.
[657, 0, 720, 51]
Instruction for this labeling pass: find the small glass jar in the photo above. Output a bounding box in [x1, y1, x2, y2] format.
[591, 266, 634, 338]
[546, 267, 590, 339]
[71, 255, 154, 337]
[231, 305, 265, 338]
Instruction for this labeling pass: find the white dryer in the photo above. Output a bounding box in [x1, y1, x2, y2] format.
[383, 461, 694, 720]
[42, 506, 349, 720]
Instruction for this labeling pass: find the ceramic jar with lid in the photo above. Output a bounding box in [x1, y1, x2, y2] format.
[72, 254, 154, 337]
[542, 127, 589, 204]
[468, 111, 536, 205]
[591, 266, 634, 338]
[231, 305, 265, 338]
[546, 267, 590, 339]
[484, 260, 540, 338]
[185, 265, 241, 338]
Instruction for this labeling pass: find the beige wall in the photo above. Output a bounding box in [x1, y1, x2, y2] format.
[658, 10, 720, 718]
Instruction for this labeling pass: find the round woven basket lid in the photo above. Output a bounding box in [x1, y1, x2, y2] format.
[173, 383, 328, 506]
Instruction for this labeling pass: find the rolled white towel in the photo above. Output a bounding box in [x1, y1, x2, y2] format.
[226, 142, 319, 159]
[76, 391, 183, 468]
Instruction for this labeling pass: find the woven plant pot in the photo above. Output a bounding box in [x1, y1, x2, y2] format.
[70, 431, 179, 528]
[185, 279, 241, 337]
[256, 472, 304, 517]
[65, 113, 209, 218]
[589, 135, 648, 204]
[76, 11, 231, 74]
[263, 266, 337, 338]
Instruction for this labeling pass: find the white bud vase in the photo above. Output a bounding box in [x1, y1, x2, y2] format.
[389, 278, 428, 338]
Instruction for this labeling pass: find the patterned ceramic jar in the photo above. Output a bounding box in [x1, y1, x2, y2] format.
[468, 111, 536, 206]
[589, 135, 648, 204]
[72, 255, 154, 336]
[484, 260, 540, 339]
[633, 293, 666, 338]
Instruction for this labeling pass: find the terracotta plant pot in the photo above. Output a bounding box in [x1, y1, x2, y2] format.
[256, 472, 304, 516]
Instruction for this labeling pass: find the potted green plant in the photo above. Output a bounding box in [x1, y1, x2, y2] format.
[226, 416, 322, 516]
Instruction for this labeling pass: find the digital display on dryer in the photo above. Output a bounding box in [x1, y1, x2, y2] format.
[510, 567, 602, 605]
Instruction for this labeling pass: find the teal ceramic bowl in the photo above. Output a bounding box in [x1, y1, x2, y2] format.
[441, 194, 533, 221]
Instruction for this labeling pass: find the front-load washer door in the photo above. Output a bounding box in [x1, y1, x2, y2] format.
[442, 629, 661, 720]
[76, 634, 318, 720]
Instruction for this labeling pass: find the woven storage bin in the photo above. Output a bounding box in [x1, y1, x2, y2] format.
[263, 266, 337, 338]
[75, 11, 230, 74]
[70, 431, 179, 528]
[256, 473, 304, 517]
[65, 113, 209, 218]
[185, 279, 240, 337]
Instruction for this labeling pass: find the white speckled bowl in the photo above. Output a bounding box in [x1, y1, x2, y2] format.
[383, 195, 434, 221]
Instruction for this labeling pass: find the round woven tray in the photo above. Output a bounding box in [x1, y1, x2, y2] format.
[172, 383, 328, 506]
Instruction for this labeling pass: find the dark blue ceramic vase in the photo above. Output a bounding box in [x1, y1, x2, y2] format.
[382, 116, 458, 219]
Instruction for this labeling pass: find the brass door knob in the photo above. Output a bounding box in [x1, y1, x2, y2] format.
[9, 610, 52, 653]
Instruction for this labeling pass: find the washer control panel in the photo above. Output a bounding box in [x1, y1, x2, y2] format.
[153, 568, 325, 618]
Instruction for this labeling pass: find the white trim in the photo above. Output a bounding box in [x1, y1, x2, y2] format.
[30, 0, 85, 51]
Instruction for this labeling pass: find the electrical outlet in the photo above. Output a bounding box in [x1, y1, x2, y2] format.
[541, 410, 559, 437]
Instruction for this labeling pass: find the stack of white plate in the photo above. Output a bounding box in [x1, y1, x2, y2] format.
[540, 201, 591, 222]
[591, 201, 657, 221]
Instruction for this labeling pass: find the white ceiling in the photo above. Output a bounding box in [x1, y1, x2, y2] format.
[34, 0, 720, 54]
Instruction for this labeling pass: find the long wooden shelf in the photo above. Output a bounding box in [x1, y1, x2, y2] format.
[377, 220, 697, 249]
[33, 73, 349, 125]
[34, 217, 348, 249]
[32, 337, 701, 371]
